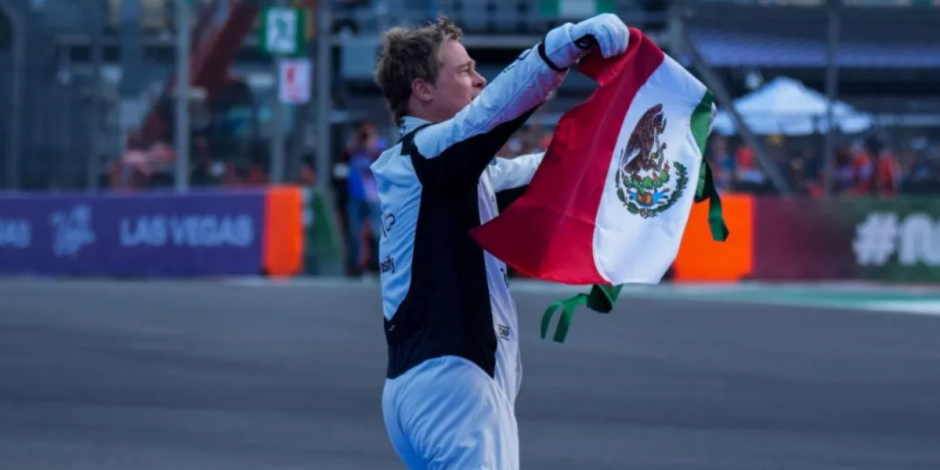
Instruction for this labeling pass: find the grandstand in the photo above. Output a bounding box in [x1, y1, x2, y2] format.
[0, 0, 937, 196]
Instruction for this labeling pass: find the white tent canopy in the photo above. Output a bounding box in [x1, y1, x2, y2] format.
[711, 77, 873, 136]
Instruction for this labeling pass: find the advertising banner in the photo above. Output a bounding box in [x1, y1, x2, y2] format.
[300, 187, 345, 275]
[752, 197, 856, 280]
[673, 194, 754, 282]
[753, 196, 940, 282]
[0, 191, 266, 276]
[839, 197, 940, 283]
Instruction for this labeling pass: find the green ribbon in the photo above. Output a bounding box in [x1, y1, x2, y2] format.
[694, 160, 730, 242]
[540, 161, 729, 344]
[541, 293, 587, 343]
[541, 284, 623, 343]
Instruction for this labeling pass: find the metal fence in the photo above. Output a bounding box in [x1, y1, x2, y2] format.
[0, 0, 101, 191]
[0, 53, 95, 190]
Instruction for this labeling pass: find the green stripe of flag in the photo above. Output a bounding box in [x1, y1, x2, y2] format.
[691, 91, 715, 155]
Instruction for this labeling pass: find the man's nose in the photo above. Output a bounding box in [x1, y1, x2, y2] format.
[474, 72, 487, 89]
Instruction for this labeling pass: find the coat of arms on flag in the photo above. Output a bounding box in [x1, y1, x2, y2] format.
[471, 27, 729, 343]
[614, 103, 690, 219]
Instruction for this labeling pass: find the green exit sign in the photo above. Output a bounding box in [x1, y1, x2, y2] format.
[260, 6, 306, 57]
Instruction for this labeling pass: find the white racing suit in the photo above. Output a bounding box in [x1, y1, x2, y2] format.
[370, 23, 588, 470]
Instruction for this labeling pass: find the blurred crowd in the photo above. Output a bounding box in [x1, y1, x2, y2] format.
[704, 133, 940, 198]
[105, 133, 319, 191]
[103, 117, 940, 277]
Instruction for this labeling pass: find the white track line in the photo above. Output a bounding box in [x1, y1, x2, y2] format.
[858, 301, 940, 316]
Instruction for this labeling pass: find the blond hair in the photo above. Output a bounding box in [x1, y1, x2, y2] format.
[374, 16, 463, 124]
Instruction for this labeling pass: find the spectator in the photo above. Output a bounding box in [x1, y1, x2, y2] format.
[342, 121, 387, 275]
[707, 136, 735, 192]
[875, 146, 901, 197]
[190, 137, 223, 187]
[850, 140, 875, 195]
[909, 150, 938, 183]
[830, 145, 855, 195]
[734, 144, 765, 185]
[298, 154, 318, 186]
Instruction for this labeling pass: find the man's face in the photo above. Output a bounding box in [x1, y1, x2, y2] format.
[427, 39, 487, 121]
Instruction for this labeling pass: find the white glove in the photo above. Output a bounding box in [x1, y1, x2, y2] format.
[541, 13, 630, 71]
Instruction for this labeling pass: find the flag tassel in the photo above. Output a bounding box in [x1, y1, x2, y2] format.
[695, 160, 730, 242]
[541, 284, 624, 343]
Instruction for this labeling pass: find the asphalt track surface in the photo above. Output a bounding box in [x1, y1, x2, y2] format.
[1, 280, 940, 470]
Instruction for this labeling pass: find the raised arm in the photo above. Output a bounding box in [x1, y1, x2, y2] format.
[405, 15, 629, 200]
[489, 153, 545, 192]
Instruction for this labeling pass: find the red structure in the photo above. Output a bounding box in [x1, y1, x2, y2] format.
[141, 0, 261, 144]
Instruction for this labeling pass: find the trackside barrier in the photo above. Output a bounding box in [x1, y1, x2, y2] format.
[674, 193, 753, 282]
[0, 187, 304, 277]
[265, 186, 305, 277]
[751, 196, 940, 283]
[673, 194, 940, 283]
[301, 186, 346, 275]
[5, 188, 935, 283]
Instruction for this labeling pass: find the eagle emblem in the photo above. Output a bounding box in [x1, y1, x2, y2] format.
[614, 104, 689, 218]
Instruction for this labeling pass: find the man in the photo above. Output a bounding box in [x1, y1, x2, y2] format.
[371, 14, 630, 470]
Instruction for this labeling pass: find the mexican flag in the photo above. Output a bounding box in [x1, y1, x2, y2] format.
[471, 28, 728, 342]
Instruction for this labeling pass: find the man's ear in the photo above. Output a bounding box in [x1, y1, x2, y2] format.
[411, 78, 434, 103]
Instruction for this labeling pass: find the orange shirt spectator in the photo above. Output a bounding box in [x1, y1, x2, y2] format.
[876, 150, 901, 197]
[245, 165, 270, 186]
[851, 147, 874, 195]
[735, 145, 765, 184]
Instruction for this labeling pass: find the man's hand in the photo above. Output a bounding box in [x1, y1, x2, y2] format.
[571, 14, 630, 59]
[541, 14, 629, 71]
